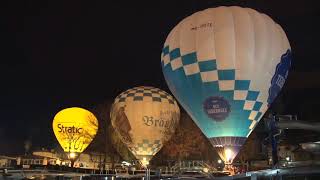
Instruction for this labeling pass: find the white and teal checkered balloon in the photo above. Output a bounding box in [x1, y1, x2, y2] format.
[161, 6, 292, 162]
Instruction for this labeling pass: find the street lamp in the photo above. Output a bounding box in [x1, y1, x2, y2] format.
[203, 167, 209, 173]
[285, 156, 291, 161]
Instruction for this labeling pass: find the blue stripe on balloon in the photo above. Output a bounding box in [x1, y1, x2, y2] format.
[267, 50, 292, 105]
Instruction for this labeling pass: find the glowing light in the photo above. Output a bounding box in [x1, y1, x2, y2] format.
[218, 159, 222, 164]
[122, 161, 131, 166]
[69, 152, 76, 159]
[203, 168, 209, 173]
[225, 148, 233, 163]
[141, 157, 149, 167]
[285, 156, 291, 161]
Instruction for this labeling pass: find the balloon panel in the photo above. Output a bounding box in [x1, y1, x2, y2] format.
[111, 86, 180, 161]
[162, 7, 292, 147]
[52, 107, 98, 153]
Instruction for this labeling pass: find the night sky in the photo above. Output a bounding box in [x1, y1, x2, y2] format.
[1, 0, 320, 154]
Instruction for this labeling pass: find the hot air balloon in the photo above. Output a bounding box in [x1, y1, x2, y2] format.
[161, 6, 292, 164]
[52, 107, 98, 166]
[110, 86, 180, 166]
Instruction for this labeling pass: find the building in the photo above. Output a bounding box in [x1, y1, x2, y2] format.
[29, 150, 108, 170]
[17, 154, 49, 168]
[0, 155, 16, 168]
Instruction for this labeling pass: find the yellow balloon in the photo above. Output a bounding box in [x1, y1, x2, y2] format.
[52, 107, 98, 153]
[111, 86, 180, 166]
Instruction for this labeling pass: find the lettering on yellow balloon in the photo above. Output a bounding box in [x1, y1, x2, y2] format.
[57, 124, 83, 134]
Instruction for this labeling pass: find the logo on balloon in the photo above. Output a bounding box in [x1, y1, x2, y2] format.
[142, 111, 177, 129]
[268, 50, 292, 106]
[57, 124, 83, 134]
[203, 96, 231, 121]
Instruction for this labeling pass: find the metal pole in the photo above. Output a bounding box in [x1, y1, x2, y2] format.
[270, 115, 279, 168]
[146, 168, 150, 180]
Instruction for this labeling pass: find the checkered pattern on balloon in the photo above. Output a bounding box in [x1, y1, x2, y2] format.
[113, 86, 179, 157]
[162, 46, 291, 149]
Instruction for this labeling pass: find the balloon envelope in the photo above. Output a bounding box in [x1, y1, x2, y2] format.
[110, 86, 180, 165]
[52, 107, 98, 153]
[161, 6, 292, 163]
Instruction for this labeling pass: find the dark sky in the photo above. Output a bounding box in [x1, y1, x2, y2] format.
[0, 0, 320, 154]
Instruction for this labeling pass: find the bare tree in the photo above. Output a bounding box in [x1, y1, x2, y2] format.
[109, 125, 136, 161]
[88, 100, 113, 170]
[90, 100, 135, 169]
[152, 111, 218, 166]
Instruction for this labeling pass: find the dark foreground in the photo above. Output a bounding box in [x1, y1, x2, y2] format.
[1, 166, 320, 180]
